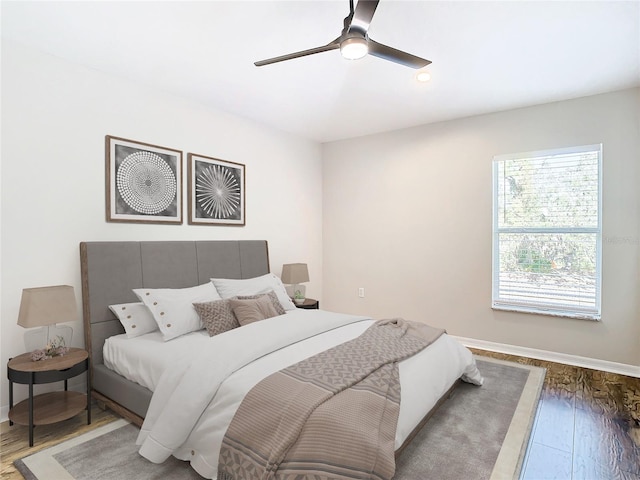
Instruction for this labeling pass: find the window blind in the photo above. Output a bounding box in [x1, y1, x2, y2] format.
[492, 144, 602, 319]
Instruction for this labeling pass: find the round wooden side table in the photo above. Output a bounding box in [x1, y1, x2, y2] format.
[7, 347, 91, 447]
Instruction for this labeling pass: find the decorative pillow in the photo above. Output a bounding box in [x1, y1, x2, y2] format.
[193, 299, 240, 337]
[133, 282, 221, 341]
[228, 296, 279, 326]
[236, 290, 286, 316]
[211, 274, 296, 311]
[109, 302, 158, 338]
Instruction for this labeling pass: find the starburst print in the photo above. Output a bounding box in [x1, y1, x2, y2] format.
[195, 164, 241, 219]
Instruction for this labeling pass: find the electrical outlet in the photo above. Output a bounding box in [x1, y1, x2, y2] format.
[358, 287, 365, 298]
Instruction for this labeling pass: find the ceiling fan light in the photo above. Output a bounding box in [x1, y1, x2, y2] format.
[340, 37, 368, 60]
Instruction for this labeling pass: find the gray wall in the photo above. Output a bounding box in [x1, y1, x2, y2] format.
[323, 88, 640, 366]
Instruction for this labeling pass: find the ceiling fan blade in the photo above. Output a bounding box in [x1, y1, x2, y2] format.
[368, 39, 431, 69]
[255, 40, 340, 67]
[349, 0, 379, 34]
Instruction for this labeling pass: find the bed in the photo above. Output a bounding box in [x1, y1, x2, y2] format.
[80, 240, 483, 479]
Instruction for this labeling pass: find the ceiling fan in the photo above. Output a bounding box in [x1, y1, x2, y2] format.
[254, 0, 431, 69]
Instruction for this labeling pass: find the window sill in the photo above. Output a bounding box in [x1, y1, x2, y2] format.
[492, 304, 601, 321]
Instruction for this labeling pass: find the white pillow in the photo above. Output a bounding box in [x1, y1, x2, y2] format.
[211, 273, 296, 311]
[133, 282, 221, 341]
[109, 302, 158, 338]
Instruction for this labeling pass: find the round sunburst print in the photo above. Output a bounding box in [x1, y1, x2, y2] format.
[116, 151, 177, 215]
[195, 164, 241, 219]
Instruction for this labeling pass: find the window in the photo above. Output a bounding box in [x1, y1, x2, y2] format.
[492, 144, 602, 320]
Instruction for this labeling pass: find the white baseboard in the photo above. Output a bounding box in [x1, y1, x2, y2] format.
[454, 336, 640, 378]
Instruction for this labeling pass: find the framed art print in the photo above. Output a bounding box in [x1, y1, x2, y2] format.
[106, 136, 182, 224]
[188, 153, 245, 226]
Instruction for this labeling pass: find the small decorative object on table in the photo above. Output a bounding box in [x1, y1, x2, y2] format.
[30, 335, 69, 361]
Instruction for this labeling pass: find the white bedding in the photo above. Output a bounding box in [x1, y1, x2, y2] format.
[104, 309, 483, 479]
[104, 329, 210, 391]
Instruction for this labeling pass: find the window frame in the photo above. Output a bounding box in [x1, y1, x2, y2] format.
[491, 144, 603, 320]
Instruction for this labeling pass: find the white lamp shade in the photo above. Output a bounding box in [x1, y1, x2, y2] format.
[281, 263, 310, 284]
[17, 285, 77, 328]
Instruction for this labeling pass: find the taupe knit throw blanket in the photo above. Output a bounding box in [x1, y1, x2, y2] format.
[218, 318, 445, 480]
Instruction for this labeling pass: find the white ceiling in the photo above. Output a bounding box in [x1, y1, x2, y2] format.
[2, 1, 639, 143]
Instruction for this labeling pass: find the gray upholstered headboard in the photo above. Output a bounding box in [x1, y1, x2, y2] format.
[79, 240, 269, 422]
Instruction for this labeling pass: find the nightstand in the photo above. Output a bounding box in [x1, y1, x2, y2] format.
[296, 298, 319, 310]
[7, 347, 91, 447]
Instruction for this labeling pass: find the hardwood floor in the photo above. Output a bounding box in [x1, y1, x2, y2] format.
[469, 349, 640, 480]
[1, 351, 638, 479]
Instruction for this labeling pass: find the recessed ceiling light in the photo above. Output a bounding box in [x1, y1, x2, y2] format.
[416, 71, 431, 82]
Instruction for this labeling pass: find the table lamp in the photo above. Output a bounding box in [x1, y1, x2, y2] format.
[281, 263, 310, 305]
[17, 285, 77, 352]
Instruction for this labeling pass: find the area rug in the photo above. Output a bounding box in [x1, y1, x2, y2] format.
[14, 357, 544, 480]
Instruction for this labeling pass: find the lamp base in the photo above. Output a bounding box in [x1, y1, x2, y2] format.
[23, 325, 73, 352]
[285, 284, 306, 298]
[23, 328, 47, 353]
